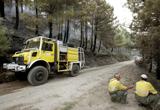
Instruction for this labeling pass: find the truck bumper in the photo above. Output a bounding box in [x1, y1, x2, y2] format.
[3, 63, 26, 72]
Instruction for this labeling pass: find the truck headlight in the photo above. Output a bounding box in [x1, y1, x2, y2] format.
[16, 65, 26, 71]
[3, 63, 7, 69]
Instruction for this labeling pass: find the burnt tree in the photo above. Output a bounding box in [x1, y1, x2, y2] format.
[0, 0, 5, 18]
[14, 0, 19, 30]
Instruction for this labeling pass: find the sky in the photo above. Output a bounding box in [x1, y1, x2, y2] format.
[106, 0, 133, 29]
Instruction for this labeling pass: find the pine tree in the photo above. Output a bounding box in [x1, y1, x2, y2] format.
[127, 0, 160, 79]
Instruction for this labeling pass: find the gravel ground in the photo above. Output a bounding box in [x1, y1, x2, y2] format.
[67, 62, 147, 110]
[0, 61, 157, 110]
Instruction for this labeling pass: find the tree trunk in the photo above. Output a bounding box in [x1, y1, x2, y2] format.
[20, 0, 23, 13]
[48, 21, 53, 38]
[14, 0, 19, 30]
[63, 21, 67, 43]
[148, 57, 152, 73]
[35, 0, 39, 35]
[82, 22, 85, 48]
[0, 0, 5, 18]
[60, 24, 63, 40]
[111, 48, 114, 53]
[85, 21, 88, 50]
[92, 18, 97, 53]
[156, 59, 160, 80]
[90, 19, 94, 50]
[92, 32, 97, 52]
[98, 40, 102, 53]
[58, 23, 62, 40]
[148, 60, 152, 73]
[80, 21, 84, 47]
[65, 19, 70, 43]
[58, 23, 60, 40]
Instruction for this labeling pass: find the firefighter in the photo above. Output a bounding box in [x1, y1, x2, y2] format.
[135, 74, 160, 110]
[108, 73, 133, 104]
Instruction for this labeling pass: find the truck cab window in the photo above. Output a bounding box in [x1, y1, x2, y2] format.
[42, 42, 53, 51]
[25, 39, 40, 49]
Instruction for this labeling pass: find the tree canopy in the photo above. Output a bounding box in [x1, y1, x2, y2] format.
[0, 20, 10, 56]
[127, 0, 160, 79]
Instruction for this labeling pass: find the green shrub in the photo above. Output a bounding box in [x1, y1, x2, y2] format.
[0, 25, 10, 57]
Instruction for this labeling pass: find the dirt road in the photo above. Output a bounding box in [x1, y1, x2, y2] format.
[0, 61, 144, 110]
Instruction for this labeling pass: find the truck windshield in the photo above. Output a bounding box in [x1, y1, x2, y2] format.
[25, 39, 40, 49]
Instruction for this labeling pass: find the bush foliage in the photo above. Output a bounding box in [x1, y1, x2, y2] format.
[0, 23, 10, 56]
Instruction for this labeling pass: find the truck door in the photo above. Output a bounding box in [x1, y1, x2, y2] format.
[41, 41, 55, 63]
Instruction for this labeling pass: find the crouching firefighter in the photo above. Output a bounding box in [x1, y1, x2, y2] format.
[108, 73, 133, 104]
[135, 74, 160, 110]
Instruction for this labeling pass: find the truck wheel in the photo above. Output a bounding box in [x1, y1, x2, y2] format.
[27, 66, 48, 86]
[15, 72, 27, 80]
[69, 64, 80, 77]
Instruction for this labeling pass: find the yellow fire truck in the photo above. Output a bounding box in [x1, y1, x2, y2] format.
[3, 36, 85, 86]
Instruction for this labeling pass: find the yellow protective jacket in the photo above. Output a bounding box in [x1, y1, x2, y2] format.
[108, 78, 127, 93]
[135, 80, 158, 97]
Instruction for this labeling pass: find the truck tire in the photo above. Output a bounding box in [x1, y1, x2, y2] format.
[27, 66, 48, 86]
[69, 64, 80, 77]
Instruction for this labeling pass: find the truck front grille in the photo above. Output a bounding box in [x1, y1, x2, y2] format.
[13, 57, 24, 65]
